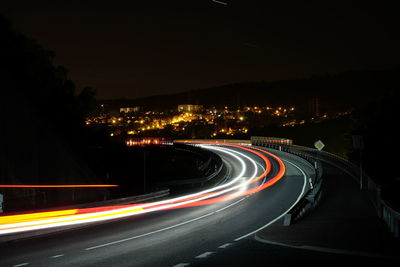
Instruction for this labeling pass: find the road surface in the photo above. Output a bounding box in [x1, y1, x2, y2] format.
[0, 143, 314, 266]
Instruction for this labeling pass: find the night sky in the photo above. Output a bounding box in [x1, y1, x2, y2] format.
[2, 1, 399, 99]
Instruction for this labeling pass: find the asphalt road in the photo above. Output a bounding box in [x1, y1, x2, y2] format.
[0, 144, 314, 267]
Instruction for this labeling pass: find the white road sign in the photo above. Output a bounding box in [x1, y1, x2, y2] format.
[314, 140, 325, 151]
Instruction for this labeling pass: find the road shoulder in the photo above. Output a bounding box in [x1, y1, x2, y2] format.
[255, 163, 400, 259]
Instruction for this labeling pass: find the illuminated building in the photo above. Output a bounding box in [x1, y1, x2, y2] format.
[177, 104, 203, 113]
[120, 107, 141, 114]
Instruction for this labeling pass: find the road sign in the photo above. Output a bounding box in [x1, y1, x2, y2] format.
[314, 140, 325, 151]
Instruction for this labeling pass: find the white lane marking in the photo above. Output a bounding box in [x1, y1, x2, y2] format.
[207, 145, 258, 182]
[218, 243, 232, 249]
[256, 162, 266, 172]
[215, 197, 246, 213]
[254, 235, 393, 259]
[234, 159, 308, 241]
[85, 212, 215, 250]
[13, 263, 29, 267]
[85, 146, 261, 251]
[255, 161, 267, 189]
[195, 251, 214, 258]
[85, 196, 247, 251]
[2, 146, 254, 236]
[173, 263, 190, 267]
[50, 254, 64, 258]
[212, 0, 228, 5]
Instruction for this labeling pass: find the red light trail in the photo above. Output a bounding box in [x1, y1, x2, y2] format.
[0, 142, 285, 235]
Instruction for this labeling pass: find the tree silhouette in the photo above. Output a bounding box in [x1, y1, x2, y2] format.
[0, 16, 96, 149]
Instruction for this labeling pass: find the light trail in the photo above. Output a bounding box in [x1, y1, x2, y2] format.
[0, 145, 254, 233]
[0, 142, 285, 235]
[0, 185, 118, 188]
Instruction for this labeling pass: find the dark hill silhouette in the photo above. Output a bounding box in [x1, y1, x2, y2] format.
[102, 68, 399, 113]
[0, 16, 104, 210]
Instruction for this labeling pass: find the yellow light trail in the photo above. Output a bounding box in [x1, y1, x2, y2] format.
[0, 185, 118, 188]
[0, 142, 285, 235]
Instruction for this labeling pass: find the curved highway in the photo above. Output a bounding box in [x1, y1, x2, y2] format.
[0, 142, 314, 267]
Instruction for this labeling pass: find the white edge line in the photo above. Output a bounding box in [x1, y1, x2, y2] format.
[212, 0, 228, 5]
[50, 254, 64, 258]
[254, 235, 394, 259]
[85, 211, 214, 250]
[86, 197, 247, 250]
[234, 159, 308, 241]
[218, 243, 232, 249]
[85, 145, 262, 250]
[172, 264, 190, 267]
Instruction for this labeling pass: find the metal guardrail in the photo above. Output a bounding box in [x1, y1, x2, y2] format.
[252, 140, 323, 183]
[382, 200, 400, 238]
[252, 136, 400, 238]
[251, 139, 323, 226]
[0, 188, 170, 242]
[300, 147, 400, 238]
[78, 188, 171, 208]
[251, 136, 293, 145]
[155, 143, 224, 186]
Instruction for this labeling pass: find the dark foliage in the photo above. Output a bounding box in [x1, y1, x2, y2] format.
[349, 89, 400, 183]
[0, 16, 96, 150]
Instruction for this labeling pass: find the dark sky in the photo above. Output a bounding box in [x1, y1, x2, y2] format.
[2, 1, 399, 99]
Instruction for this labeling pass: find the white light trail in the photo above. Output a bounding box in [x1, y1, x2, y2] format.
[0, 144, 267, 235]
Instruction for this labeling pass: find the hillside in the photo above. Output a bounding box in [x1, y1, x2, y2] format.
[101, 68, 399, 112]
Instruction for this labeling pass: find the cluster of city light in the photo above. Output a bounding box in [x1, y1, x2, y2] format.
[0, 142, 285, 235]
[125, 138, 172, 147]
[85, 105, 298, 138]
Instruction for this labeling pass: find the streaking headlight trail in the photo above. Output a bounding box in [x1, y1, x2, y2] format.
[0, 142, 285, 235]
